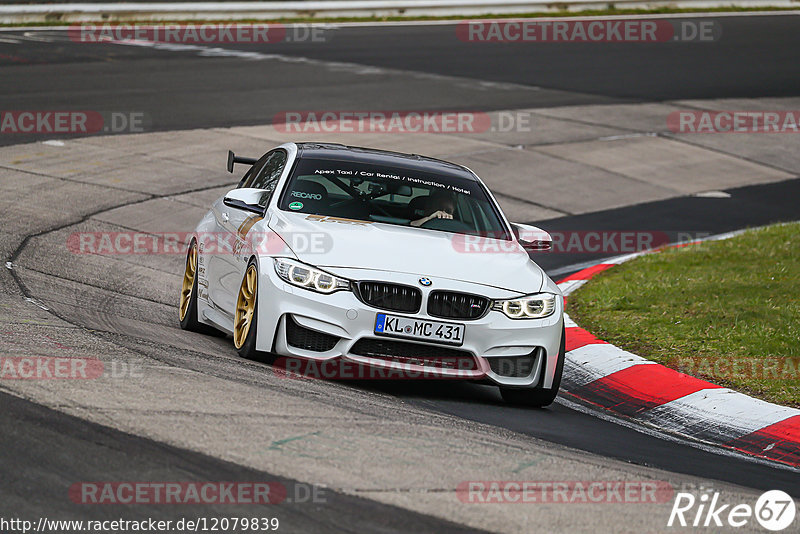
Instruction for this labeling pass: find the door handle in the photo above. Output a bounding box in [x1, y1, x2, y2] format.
[221, 212, 230, 223]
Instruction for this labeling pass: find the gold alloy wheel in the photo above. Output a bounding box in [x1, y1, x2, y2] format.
[234, 264, 258, 349]
[179, 242, 197, 321]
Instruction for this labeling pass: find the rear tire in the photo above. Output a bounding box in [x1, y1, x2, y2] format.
[500, 325, 565, 407]
[179, 240, 218, 335]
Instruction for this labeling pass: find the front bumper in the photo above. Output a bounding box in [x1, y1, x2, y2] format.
[255, 262, 564, 388]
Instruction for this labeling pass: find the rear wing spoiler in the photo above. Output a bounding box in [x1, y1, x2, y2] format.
[227, 150, 257, 173]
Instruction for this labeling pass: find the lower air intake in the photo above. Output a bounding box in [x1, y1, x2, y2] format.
[350, 338, 477, 371]
[286, 316, 340, 352]
[488, 350, 540, 378]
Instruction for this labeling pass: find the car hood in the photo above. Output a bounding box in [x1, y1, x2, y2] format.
[268, 211, 544, 294]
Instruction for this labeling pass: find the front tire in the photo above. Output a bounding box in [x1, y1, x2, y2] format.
[234, 260, 261, 360]
[500, 325, 566, 407]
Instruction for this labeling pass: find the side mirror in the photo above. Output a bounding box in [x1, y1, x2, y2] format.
[223, 188, 267, 215]
[511, 223, 552, 252]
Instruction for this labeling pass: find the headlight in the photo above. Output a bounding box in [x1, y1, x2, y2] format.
[492, 293, 557, 319]
[274, 258, 350, 294]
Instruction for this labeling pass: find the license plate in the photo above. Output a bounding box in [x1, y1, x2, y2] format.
[374, 313, 465, 346]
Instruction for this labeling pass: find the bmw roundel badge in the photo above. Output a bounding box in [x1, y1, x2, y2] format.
[419, 277, 432, 287]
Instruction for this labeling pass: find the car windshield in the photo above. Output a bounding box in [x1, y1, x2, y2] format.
[278, 157, 511, 239]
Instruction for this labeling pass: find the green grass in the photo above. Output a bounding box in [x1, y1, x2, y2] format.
[567, 223, 800, 407]
[3, 6, 800, 26]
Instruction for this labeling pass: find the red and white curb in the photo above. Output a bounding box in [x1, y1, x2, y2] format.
[556, 230, 800, 469]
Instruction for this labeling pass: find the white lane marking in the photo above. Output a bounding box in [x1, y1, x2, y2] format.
[42, 140, 66, 147]
[24, 297, 49, 311]
[0, 37, 20, 44]
[598, 132, 657, 141]
[694, 190, 732, 198]
[565, 343, 655, 388]
[639, 388, 800, 442]
[2, 9, 800, 27]
[19, 32, 54, 42]
[109, 38, 539, 92]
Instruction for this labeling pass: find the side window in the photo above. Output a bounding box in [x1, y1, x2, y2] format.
[238, 152, 270, 189]
[251, 150, 287, 193]
[239, 149, 288, 192]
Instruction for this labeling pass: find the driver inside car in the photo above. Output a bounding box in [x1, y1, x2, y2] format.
[410, 190, 456, 227]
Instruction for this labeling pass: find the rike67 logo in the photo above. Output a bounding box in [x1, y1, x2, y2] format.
[668, 490, 796, 531]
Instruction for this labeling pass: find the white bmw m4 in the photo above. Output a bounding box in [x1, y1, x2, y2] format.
[179, 142, 565, 406]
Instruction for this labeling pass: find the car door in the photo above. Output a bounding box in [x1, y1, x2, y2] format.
[206, 152, 269, 315]
[209, 149, 288, 316]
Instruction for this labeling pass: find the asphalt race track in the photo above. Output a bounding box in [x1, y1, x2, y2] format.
[2, 14, 800, 146]
[1, 15, 799, 532]
[0, 391, 483, 533]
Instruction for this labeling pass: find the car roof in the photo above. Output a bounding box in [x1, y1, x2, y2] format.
[294, 142, 478, 181]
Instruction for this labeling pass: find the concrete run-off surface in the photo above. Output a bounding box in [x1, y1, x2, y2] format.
[0, 97, 798, 532]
